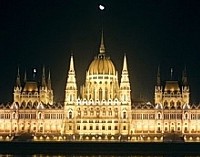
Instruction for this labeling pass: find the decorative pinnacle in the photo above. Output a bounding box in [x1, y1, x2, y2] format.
[122, 54, 128, 71]
[157, 66, 161, 86]
[47, 69, 52, 90]
[69, 55, 75, 72]
[24, 69, 27, 83]
[16, 66, 21, 87]
[42, 65, 46, 87]
[99, 30, 105, 54]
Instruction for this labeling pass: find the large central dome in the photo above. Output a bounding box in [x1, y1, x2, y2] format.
[88, 55, 116, 75]
[88, 31, 116, 75]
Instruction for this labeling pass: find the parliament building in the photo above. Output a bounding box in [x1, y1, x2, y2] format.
[0, 32, 199, 142]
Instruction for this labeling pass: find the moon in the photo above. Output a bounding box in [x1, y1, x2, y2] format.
[33, 69, 37, 73]
[99, 4, 105, 10]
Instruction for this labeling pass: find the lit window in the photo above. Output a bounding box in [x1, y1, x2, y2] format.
[90, 126, 93, 130]
[69, 126, 72, 130]
[69, 111, 72, 119]
[123, 112, 126, 119]
[123, 126, 126, 130]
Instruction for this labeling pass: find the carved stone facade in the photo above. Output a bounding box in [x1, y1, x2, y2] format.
[0, 32, 200, 142]
[64, 32, 131, 136]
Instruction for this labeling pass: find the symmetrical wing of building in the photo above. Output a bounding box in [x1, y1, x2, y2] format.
[0, 32, 199, 142]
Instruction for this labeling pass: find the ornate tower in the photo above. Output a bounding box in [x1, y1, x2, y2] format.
[64, 55, 77, 134]
[13, 66, 54, 105]
[39, 66, 54, 105]
[154, 66, 190, 108]
[64, 55, 77, 104]
[80, 31, 120, 101]
[63, 30, 131, 136]
[120, 54, 131, 103]
[119, 54, 131, 135]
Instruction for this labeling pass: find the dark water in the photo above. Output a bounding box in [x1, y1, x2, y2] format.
[0, 155, 200, 157]
[1, 142, 200, 157]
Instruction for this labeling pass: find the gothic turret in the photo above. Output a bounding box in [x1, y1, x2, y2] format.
[64, 55, 77, 104]
[99, 30, 105, 54]
[47, 70, 52, 90]
[120, 54, 131, 103]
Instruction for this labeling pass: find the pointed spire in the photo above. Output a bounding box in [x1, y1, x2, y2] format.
[16, 66, 21, 87]
[120, 54, 130, 86]
[157, 66, 161, 86]
[120, 54, 131, 102]
[42, 65, 46, 87]
[69, 55, 75, 72]
[47, 69, 52, 90]
[65, 54, 77, 104]
[24, 69, 27, 83]
[122, 54, 128, 71]
[99, 29, 105, 54]
[170, 67, 173, 80]
[17, 67, 20, 77]
[182, 66, 188, 86]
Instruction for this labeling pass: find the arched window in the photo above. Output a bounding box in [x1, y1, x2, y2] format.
[157, 112, 162, 119]
[78, 111, 81, 117]
[185, 113, 188, 120]
[93, 89, 95, 100]
[105, 88, 108, 100]
[70, 95, 72, 101]
[12, 112, 16, 119]
[164, 101, 168, 106]
[69, 111, 72, 119]
[99, 88, 102, 101]
[170, 101, 174, 107]
[102, 108, 106, 116]
[124, 95, 126, 101]
[90, 108, 94, 116]
[177, 101, 181, 108]
[123, 112, 126, 119]
[109, 109, 112, 116]
[38, 112, 42, 119]
[84, 108, 87, 116]
[96, 110, 100, 117]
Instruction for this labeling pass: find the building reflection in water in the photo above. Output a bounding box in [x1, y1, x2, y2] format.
[0, 155, 200, 157]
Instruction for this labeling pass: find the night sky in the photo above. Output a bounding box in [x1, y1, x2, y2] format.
[1, 0, 200, 103]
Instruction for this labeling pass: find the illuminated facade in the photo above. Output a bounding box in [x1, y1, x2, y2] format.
[131, 67, 193, 135]
[0, 32, 200, 142]
[0, 67, 63, 135]
[14, 66, 53, 105]
[63, 32, 131, 137]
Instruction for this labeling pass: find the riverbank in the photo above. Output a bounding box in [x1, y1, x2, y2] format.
[0, 141, 200, 155]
